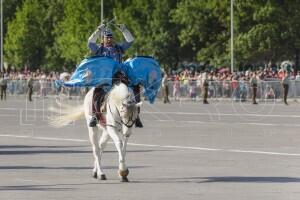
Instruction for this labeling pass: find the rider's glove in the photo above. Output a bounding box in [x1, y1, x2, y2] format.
[116, 24, 134, 43]
[97, 24, 105, 32]
[117, 24, 127, 32]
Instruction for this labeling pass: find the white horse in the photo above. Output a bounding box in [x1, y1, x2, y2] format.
[50, 82, 142, 182]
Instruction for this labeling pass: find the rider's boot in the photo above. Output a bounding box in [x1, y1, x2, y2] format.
[133, 85, 143, 128]
[135, 107, 143, 128]
[89, 114, 98, 127]
[135, 116, 143, 128]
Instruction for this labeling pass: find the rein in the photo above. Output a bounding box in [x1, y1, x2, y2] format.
[105, 85, 137, 129]
[107, 102, 136, 129]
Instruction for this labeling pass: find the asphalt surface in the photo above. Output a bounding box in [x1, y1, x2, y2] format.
[0, 96, 300, 200]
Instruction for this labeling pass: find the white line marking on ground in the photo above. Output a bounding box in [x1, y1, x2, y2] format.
[1, 134, 300, 157]
[1, 107, 300, 118]
[143, 111, 300, 118]
[0, 114, 17, 117]
[152, 119, 300, 127]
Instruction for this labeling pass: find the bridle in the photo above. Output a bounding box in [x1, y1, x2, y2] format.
[106, 88, 137, 130]
[108, 101, 137, 129]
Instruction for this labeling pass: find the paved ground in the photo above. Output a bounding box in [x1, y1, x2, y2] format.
[0, 96, 300, 200]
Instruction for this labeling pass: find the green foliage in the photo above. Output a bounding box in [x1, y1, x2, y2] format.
[4, 0, 46, 69]
[3, 0, 300, 71]
[172, 0, 230, 66]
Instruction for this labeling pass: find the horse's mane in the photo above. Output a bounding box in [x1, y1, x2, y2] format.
[109, 83, 131, 104]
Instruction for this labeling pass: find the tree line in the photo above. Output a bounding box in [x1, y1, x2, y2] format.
[3, 0, 300, 72]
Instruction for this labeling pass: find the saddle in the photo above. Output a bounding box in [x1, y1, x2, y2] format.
[93, 87, 108, 126]
[92, 71, 129, 126]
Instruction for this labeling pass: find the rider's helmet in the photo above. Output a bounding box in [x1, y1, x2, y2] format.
[103, 28, 113, 38]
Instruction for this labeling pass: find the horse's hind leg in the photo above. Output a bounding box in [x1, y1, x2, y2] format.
[88, 127, 106, 180]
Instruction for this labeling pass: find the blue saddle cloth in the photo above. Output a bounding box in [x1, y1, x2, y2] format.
[60, 56, 162, 103]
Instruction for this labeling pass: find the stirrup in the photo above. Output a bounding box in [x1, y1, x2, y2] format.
[89, 115, 98, 127]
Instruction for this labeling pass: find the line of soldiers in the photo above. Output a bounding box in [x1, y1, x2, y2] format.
[251, 71, 290, 105]
[162, 70, 291, 105]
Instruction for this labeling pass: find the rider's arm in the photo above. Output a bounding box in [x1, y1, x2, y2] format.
[88, 25, 105, 54]
[118, 24, 134, 51]
[87, 29, 101, 54]
[120, 26, 134, 43]
[119, 41, 133, 51]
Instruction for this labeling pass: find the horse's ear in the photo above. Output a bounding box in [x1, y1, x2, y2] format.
[135, 102, 143, 108]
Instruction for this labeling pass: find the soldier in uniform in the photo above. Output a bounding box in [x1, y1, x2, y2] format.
[27, 75, 34, 101]
[87, 23, 143, 127]
[202, 72, 209, 104]
[282, 70, 289, 105]
[0, 73, 8, 101]
[250, 72, 258, 104]
[162, 73, 170, 103]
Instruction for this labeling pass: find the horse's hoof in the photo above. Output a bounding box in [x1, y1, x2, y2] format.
[120, 176, 129, 182]
[92, 172, 97, 179]
[100, 174, 107, 180]
[118, 169, 129, 177]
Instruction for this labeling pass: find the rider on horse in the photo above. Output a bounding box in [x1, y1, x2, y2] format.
[87, 23, 143, 128]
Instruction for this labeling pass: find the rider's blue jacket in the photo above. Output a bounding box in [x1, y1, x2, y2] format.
[88, 41, 132, 63]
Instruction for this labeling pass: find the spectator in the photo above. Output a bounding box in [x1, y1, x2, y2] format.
[265, 85, 275, 99]
[296, 71, 300, 80]
[39, 74, 47, 97]
[173, 73, 180, 101]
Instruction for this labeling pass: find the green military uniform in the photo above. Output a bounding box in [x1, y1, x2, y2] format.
[282, 73, 289, 105]
[162, 75, 170, 103]
[202, 74, 209, 104]
[250, 75, 258, 104]
[27, 77, 34, 101]
[0, 75, 8, 101]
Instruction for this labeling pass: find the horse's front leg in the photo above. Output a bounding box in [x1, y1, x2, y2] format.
[97, 129, 110, 180]
[107, 126, 129, 182]
[88, 127, 107, 180]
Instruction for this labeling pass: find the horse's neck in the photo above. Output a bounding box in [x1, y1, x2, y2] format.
[109, 83, 130, 104]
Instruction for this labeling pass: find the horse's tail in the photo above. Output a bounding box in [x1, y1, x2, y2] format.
[48, 101, 85, 128]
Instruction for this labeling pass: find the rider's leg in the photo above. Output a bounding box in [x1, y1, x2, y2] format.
[89, 87, 103, 127]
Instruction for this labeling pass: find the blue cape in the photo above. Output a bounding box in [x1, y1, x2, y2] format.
[60, 56, 162, 103]
[122, 56, 162, 103]
[62, 56, 121, 87]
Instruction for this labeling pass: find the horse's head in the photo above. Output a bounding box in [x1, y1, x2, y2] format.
[108, 83, 142, 133]
[119, 92, 142, 122]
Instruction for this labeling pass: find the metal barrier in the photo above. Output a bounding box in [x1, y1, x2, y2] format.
[4, 79, 300, 100]
[161, 80, 300, 101]
[6, 80, 86, 97]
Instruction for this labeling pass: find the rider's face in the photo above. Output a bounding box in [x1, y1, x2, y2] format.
[103, 36, 113, 46]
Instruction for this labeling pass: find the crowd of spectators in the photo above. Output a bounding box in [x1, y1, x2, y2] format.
[0, 69, 85, 100]
[1, 65, 300, 101]
[0, 70, 61, 97]
[163, 66, 300, 101]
